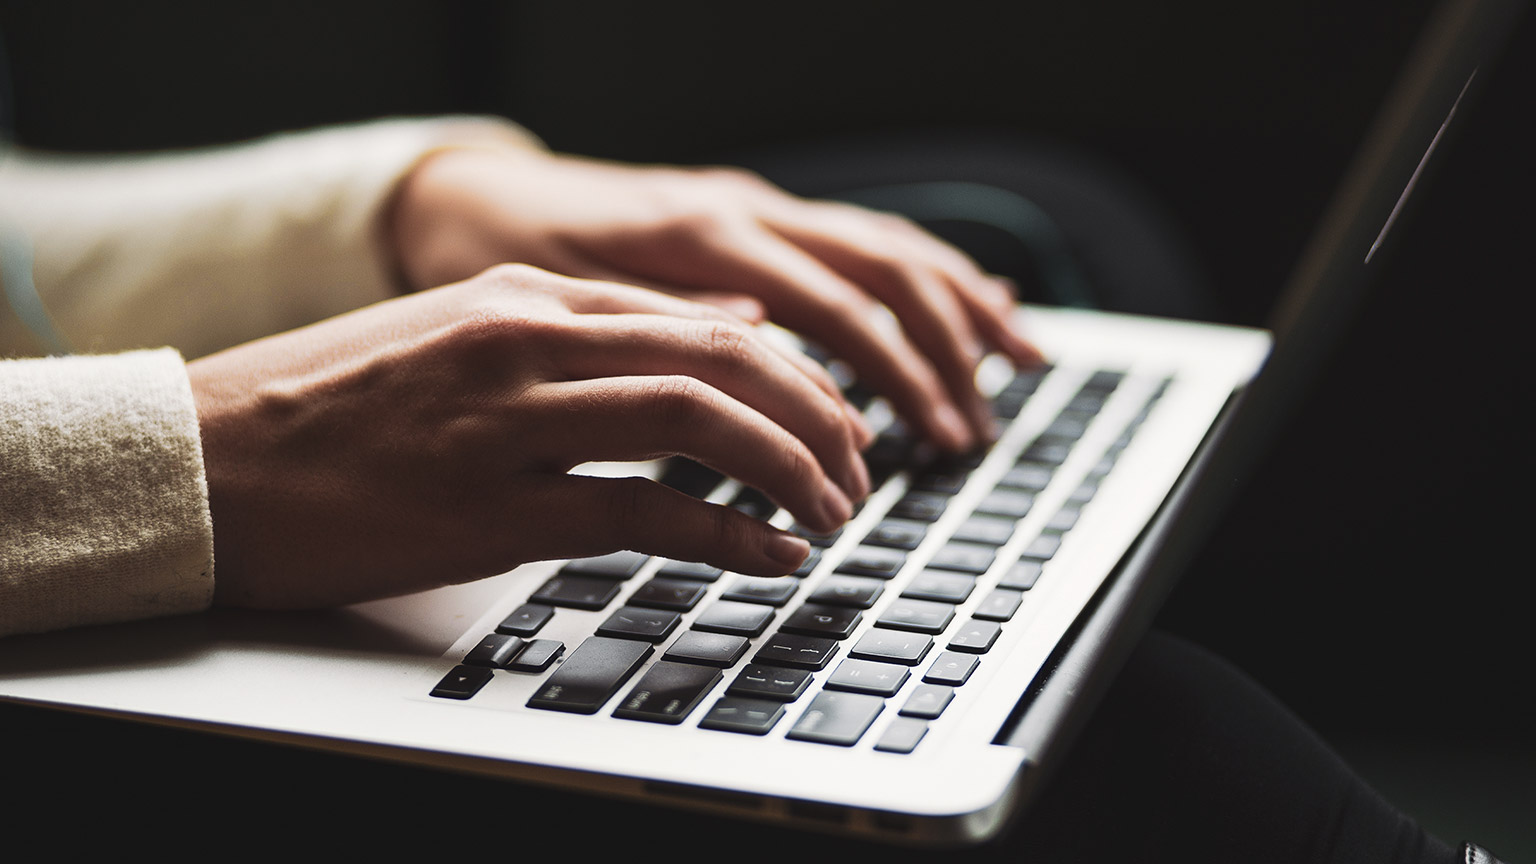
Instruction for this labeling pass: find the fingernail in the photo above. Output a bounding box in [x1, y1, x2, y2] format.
[846, 453, 872, 501]
[974, 410, 1000, 444]
[766, 531, 811, 571]
[820, 477, 854, 528]
[933, 403, 974, 452]
[845, 402, 876, 448]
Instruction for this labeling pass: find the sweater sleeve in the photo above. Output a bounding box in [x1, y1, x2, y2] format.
[0, 116, 541, 360]
[0, 349, 212, 636]
[0, 116, 541, 636]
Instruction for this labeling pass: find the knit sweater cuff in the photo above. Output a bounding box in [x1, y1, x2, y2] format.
[1, 349, 214, 636]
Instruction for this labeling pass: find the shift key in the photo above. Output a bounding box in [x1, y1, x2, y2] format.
[527, 636, 653, 714]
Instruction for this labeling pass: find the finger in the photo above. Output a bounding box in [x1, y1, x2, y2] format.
[658, 225, 977, 451]
[783, 202, 1045, 367]
[521, 376, 855, 533]
[543, 272, 862, 437]
[550, 256, 773, 324]
[506, 474, 812, 577]
[675, 292, 769, 324]
[535, 314, 870, 499]
[763, 217, 998, 440]
[532, 254, 768, 324]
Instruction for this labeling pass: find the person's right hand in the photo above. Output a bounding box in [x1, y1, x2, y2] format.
[187, 264, 872, 610]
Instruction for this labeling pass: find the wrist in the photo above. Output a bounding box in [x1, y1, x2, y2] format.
[385, 146, 551, 293]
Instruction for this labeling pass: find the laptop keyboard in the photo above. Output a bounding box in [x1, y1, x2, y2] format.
[429, 364, 1169, 753]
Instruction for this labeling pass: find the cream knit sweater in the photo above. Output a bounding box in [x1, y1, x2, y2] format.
[0, 116, 538, 636]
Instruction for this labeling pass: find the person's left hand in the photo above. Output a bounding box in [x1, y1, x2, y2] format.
[387, 147, 1044, 452]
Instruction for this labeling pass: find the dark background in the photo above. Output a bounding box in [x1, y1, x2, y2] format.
[1, 0, 1529, 851]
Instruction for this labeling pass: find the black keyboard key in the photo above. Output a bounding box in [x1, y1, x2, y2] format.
[628, 577, 708, 611]
[699, 697, 786, 735]
[430, 665, 493, 700]
[692, 600, 776, 637]
[791, 523, 843, 547]
[728, 487, 778, 520]
[612, 661, 722, 725]
[596, 607, 682, 642]
[786, 691, 885, 746]
[951, 515, 1016, 547]
[720, 575, 800, 606]
[862, 432, 917, 483]
[560, 551, 648, 579]
[496, 603, 554, 637]
[1083, 370, 1125, 392]
[1000, 463, 1053, 492]
[975, 489, 1034, 519]
[910, 467, 969, 495]
[1021, 439, 1073, 465]
[807, 575, 885, 609]
[1067, 392, 1109, 414]
[727, 664, 813, 702]
[1020, 532, 1063, 561]
[658, 457, 725, 498]
[527, 637, 653, 714]
[508, 639, 564, 672]
[927, 541, 996, 575]
[924, 651, 979, 686]
[531, 574, 623, 611]
[1044, 412, 1093, 440]
[900, 683, 955, 718]
[781, 603, 864, 639]
[1087, 453, 1118, 478]
[992, 391, 1028, 419]
[875, 598, 955, 634]
[825, 658, 910, 697]
[753, 633, 839, 670]
[792, 546, 823, 578]
[655, 559, 725, 582]
[849, 628, 933, 666]
[888, 491, 949, 523]
[862, 518, 928, 551]
[992, 370, 1046, 419]
[464, 633, 527, 668]
[1066, 479, 1100, 505]
[663, 631, 751, 667]
[834, 546, 907, 579]
[901, 570, 977, 604]
[998, 560, 1043, 591]
[948, 620, 1003, 654]
[874, 717, 929, 754]
[1045, 506, 1082, 532]
[974, 589, 1024, 621]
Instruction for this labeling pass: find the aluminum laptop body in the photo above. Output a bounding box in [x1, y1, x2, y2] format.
[0, 0, 1519, 847]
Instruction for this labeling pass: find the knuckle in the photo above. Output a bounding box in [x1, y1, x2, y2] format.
[445, 303, 566, 367]
[872, 208, 921, 232]
[605, 476, 656, 531]
[817, 291, 874, 324]
[663, 208, 738, 246]
[645, 375, 713, 428]
[708, 503, 756, 551]
[479, 261, 545, 286]
[695, 320, 754, 365]
[775, 434, 825, 490]
[708, 164, 772, 190]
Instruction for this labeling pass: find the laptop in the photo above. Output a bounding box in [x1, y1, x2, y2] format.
[0, 0, 1520, 846]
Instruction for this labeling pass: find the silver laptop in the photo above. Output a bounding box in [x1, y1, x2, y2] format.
[0, 0, 1518, 846]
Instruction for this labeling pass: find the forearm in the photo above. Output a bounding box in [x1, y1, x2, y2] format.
[0, 116, 539, 360]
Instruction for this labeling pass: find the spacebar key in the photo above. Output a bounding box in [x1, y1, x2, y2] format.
[527, 636, 654, 714]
